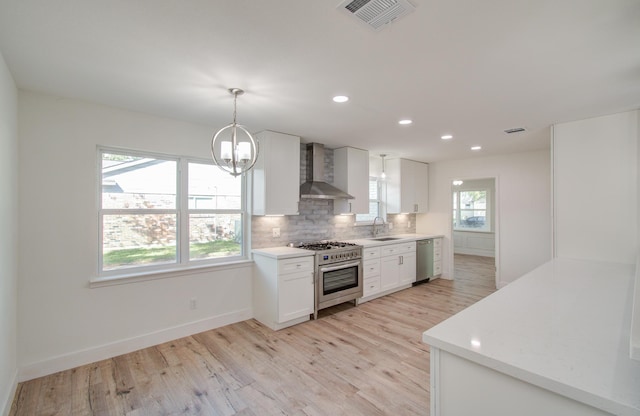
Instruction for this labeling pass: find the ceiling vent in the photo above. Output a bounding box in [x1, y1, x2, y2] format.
[338, 0, 416, 31]
[504, 127, 526, 134]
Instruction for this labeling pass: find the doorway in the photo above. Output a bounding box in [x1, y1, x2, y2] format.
[450, 177, 498, 289]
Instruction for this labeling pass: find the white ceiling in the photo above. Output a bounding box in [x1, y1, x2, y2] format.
[1, 0, 638, 163]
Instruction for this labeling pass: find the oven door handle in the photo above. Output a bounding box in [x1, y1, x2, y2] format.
[319, 261, 361, 273]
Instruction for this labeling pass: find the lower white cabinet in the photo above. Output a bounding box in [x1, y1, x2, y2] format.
[381, 241, 417, 290]
[362, 246, 382, 297]
[360, 241, 417, 302]
[253, 254, 314, 330]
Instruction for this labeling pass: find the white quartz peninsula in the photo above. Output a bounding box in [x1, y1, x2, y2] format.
[422, 258, 640, 416]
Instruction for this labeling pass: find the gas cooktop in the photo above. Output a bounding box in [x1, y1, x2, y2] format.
[296, 241, 359, 251]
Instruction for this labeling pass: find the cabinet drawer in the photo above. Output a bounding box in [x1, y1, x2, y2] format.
[278, 257, 314, 274]
[433, 260, 442, 276]
[363, 259, 380, 277]
[363, 275, 381, 296]
[381, 241, 416, 257]
[363, 246, 381, 259]
[434, 248, 442, 261]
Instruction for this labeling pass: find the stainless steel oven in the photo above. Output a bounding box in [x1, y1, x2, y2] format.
[295, 241, 363, 319]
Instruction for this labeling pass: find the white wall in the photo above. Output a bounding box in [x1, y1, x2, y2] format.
[553, 110, 639, 264]
[0, 51, 18, 415]
[417, 149, 551, 287]
[17, 92, 253, 380]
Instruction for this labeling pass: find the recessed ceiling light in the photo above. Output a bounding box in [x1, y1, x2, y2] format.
[398, 119, 412, 125]
[471, 146, 482, 151]
[332, 95, 349, 103]
[441, 134, 453, 140]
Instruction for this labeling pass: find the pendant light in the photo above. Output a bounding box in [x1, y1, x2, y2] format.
[210, 88, 259, 177]
[380, 154, 387, 180]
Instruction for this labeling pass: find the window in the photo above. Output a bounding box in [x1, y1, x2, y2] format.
[99, 148, 246, 275]
[356, 176, 382, 223]
[453, 189, 490, 232]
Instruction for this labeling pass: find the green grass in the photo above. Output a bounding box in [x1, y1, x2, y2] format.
[104, 240, 241, 268]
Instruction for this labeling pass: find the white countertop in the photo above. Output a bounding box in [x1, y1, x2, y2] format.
[422, 258, 640, 416]
[631, 257, 640, 360]
[251, 246, 313, 259]
[252, 234, 445, 259]
[348, 233, 444, 247]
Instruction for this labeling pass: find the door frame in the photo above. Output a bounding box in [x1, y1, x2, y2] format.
[448, 175, 500, 288]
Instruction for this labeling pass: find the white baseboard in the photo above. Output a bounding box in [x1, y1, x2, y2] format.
[18, 308, 252, 382]
[1, 369, 18, 416]
[454, 248, 495, 257]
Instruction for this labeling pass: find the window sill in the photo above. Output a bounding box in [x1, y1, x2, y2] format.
[453, 229, 494, 234]
[89, 259, 254, 288]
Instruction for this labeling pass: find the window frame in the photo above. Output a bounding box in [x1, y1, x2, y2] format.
[452, 188, 491, 232]
[97, 146, 249, 280]
[355, 176, 384, 224]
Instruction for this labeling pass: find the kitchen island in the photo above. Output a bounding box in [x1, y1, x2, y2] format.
[422, 258, 640, 416]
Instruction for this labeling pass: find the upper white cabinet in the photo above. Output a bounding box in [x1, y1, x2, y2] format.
[386, 158, 428, 213]
[333, 147, 370, 215]
[252, 131, 300, 215]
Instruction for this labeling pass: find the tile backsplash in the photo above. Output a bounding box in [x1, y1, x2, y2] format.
[251, 144, 416, 249]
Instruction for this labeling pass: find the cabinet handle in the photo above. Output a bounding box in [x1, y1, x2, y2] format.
[414, 204, 418, 212]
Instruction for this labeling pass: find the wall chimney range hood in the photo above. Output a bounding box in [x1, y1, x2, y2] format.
[300, 143, 354, 200]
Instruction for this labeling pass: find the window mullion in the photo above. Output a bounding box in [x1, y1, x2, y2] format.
[178, 159, 189, 266]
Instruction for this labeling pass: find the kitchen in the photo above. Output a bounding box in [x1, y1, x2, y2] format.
[1, 1, 639, 415]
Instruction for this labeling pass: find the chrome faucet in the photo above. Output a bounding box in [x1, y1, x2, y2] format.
[372, 216, 385, 237]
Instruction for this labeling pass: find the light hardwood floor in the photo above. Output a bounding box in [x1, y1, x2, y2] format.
[10, 255, 495, 416]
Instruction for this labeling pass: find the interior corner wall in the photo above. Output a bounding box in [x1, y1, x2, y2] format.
[553, 110, 639, 264]
[416, 149, 552, 287]
[0, 51, 19, 415]
[17, 91, 253, 381]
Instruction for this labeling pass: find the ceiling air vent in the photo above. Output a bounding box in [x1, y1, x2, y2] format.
[504, 127, 526, 134]
[338, 0, 416, 31]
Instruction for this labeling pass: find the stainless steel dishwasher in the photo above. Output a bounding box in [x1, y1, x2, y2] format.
[415, 239, 434, 285]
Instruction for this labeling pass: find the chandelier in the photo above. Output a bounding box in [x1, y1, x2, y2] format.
[210, 88, 259, 177]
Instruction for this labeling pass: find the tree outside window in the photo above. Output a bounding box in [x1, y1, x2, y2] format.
[99, 149, 246, 274]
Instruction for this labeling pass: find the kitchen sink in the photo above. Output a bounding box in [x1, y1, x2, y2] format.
[368, 237, 402, 241]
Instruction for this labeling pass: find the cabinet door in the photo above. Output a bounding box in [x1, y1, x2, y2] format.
[399, 252, 417, 285]
[380, 255, 400, 291]
[253, 131, 300, 215]
[278, 271, 314, 323]
[413, 161, 429, 212]
[386, 158, 429, 213]
[334, 147, 370, 214]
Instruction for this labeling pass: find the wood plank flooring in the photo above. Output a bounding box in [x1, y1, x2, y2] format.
[10, 254, 496, 416]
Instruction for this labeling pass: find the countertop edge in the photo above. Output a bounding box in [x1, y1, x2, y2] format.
[422, 258, 640, 416]
[422, 333, 639, 416]
[347, 233, 445, 247]
[251, 247, 314, 259]
[631, 256, 640, 361]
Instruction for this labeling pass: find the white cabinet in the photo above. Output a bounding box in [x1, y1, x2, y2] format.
[252, 131, 300, 215]
[253, 254, 314, 330]
[433, 237, 442, 277]
[386, 158, 428, 213]
[380, 241, 417, 290]
[333, 147, 370, 214]
[362, 246, 381, 297]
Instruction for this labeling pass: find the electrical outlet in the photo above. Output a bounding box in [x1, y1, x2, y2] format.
[189, 298, 197, 310]
[272, 227, 280, 237]
[388, 223, 393, 230]
[407, 221, 411, 228]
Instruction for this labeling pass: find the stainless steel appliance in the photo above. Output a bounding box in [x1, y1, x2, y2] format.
[415, 239, 434, 285]
[296, 241, 363, 319]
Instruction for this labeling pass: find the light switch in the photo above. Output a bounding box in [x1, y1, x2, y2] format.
[272, 228, 280, 237]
